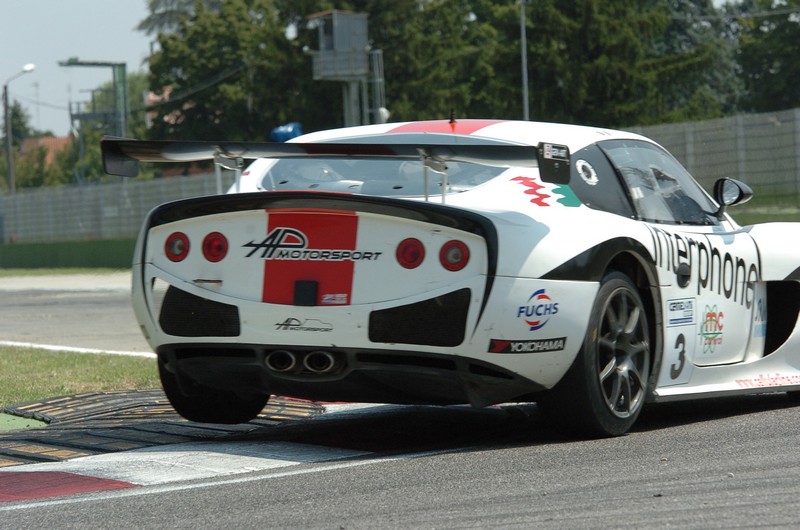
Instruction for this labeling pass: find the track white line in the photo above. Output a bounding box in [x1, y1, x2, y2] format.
[3, 441, 371, 486]
[0, 341, 155, 358]
[0, 448, 453, 512]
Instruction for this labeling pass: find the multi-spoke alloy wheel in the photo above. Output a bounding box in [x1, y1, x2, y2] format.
[595, 281, 650, 420]
[540, 271, 652, 437]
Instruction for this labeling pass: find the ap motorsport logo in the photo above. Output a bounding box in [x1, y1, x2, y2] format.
[244, 227, 382, 261]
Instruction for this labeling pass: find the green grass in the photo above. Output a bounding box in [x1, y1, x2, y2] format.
[0, 268, 128, 278]
[0, 346, 159, 407]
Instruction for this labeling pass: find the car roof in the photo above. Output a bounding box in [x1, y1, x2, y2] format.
[293, 119, 651, 154]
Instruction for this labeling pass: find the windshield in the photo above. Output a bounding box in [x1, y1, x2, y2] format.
[600, 140, 719, 225]
[258, 158, 505, 196]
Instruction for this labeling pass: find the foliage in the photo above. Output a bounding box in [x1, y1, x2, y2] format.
[8, 0, 800, 188]
[736, 0, 800, 112]
[4, 72, 156, 190]
[647, 0, 742, 122]
[147, 0, 754, 138]
[137, 0, 226, 35]
[521, 0, 667, 126]
[361, 0, 504, 121]
[148, 0, 321, 140]
[3, 101, 33, 149]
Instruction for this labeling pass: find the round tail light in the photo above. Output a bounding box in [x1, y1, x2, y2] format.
[440, 240, 469, 271]
[396, 238, 425, 269]
[165, 232, 190, 262]
[202, 232, 228, 262]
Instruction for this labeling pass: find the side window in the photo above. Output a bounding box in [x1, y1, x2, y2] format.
[567, 144, 636, 219]
[599, 140, 718, 226]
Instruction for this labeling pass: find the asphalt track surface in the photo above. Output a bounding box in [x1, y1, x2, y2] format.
[2, 272, 800, 528]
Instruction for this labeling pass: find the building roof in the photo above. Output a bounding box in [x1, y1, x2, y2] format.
[20, 136, 72, 167]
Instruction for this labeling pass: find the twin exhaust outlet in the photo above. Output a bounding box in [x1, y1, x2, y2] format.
[265, 349, 339, 374]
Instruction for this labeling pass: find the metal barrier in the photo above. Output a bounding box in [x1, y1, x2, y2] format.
[0, 172, 231, 244]
[2, 108, 800, 244]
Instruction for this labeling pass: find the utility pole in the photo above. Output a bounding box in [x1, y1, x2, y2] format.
[520, 0, 531, 121]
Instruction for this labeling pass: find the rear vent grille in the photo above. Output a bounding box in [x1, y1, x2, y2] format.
[368, 288, 470, 347]
[356, 353, 457, 371]
[159, 286, 240, 337]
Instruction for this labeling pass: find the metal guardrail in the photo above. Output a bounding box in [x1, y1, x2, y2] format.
[0, 172, 230, 244]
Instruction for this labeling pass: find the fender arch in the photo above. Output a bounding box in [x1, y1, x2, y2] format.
[542, 237, 664, 398]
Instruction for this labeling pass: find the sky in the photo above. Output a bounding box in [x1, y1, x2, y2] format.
[1, 0, 152, 137]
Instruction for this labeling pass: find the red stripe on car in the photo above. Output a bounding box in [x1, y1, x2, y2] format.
[388, 119, 505, 135]
[262, 209, 358, 305]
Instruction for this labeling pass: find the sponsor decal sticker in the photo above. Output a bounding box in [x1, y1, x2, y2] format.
[542, 143, 568, 161]
[646, 225, 760, 309]
[321, 293, 348, 305]
[736, 373, 800, 389]
[489, 337, 566, 354]
[511, 175, 551, 206]
[576, 159, 599, 185]
[667, 298, 695, 327]
[257, 210, 363, 305]
[517, 289, 559, 331]
[275, 318, 333, 332]
[700, 304, 723, 353]
[244, 227, 382, 261]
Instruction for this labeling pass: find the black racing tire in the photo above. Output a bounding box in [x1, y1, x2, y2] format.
[540, 271, 651, 437]
[159, 360, 270, 424]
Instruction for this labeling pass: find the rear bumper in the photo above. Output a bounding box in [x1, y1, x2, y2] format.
[157, 343, 546, 407]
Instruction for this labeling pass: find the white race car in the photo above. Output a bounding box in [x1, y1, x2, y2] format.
[102, 119, 800, 436]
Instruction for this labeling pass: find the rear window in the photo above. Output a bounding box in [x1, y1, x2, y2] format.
[258, 158, 504, 196]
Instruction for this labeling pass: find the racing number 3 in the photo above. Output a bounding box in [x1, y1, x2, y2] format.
[670, 333, 686, 379]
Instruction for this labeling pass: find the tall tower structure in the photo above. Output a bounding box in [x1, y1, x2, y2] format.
[306, 10, 387, 127]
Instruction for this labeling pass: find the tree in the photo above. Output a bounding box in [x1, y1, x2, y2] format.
[10, 73, 156, 189]
[148, 0, 753, 135]
[736, 0, 800, 112]
[137, 0, 225, 35]
[646, 0, 742, 122]
[1, 101, 36, 192]
[521, 0, 671, 127]
[363, 0, 500, 121]
[147, 0, 328, 140]
[2, 101, 33, 150]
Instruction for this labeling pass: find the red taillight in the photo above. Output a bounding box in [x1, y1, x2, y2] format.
[202, 232, 228, 262]
[440, 240, 469, 271]
[396, 238, 425, 269]
[165, 232, 190, 262]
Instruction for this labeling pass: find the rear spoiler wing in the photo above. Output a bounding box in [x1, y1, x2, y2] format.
[100, 137, 571, 184]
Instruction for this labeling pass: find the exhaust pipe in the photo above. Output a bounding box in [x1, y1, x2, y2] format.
[303, 351, 337, 373]
[265, 350, 297, 372]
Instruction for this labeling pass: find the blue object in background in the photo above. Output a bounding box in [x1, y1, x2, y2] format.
[270, 122, 303, 142]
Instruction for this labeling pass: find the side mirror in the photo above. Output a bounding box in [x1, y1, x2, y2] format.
[713, 178, 753, 218]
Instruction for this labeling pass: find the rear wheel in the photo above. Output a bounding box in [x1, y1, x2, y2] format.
[541, 272, 651, 437]
[159, 360, 269, 424]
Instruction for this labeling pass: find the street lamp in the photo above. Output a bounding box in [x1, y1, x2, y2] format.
[3, 63, 35, 194]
